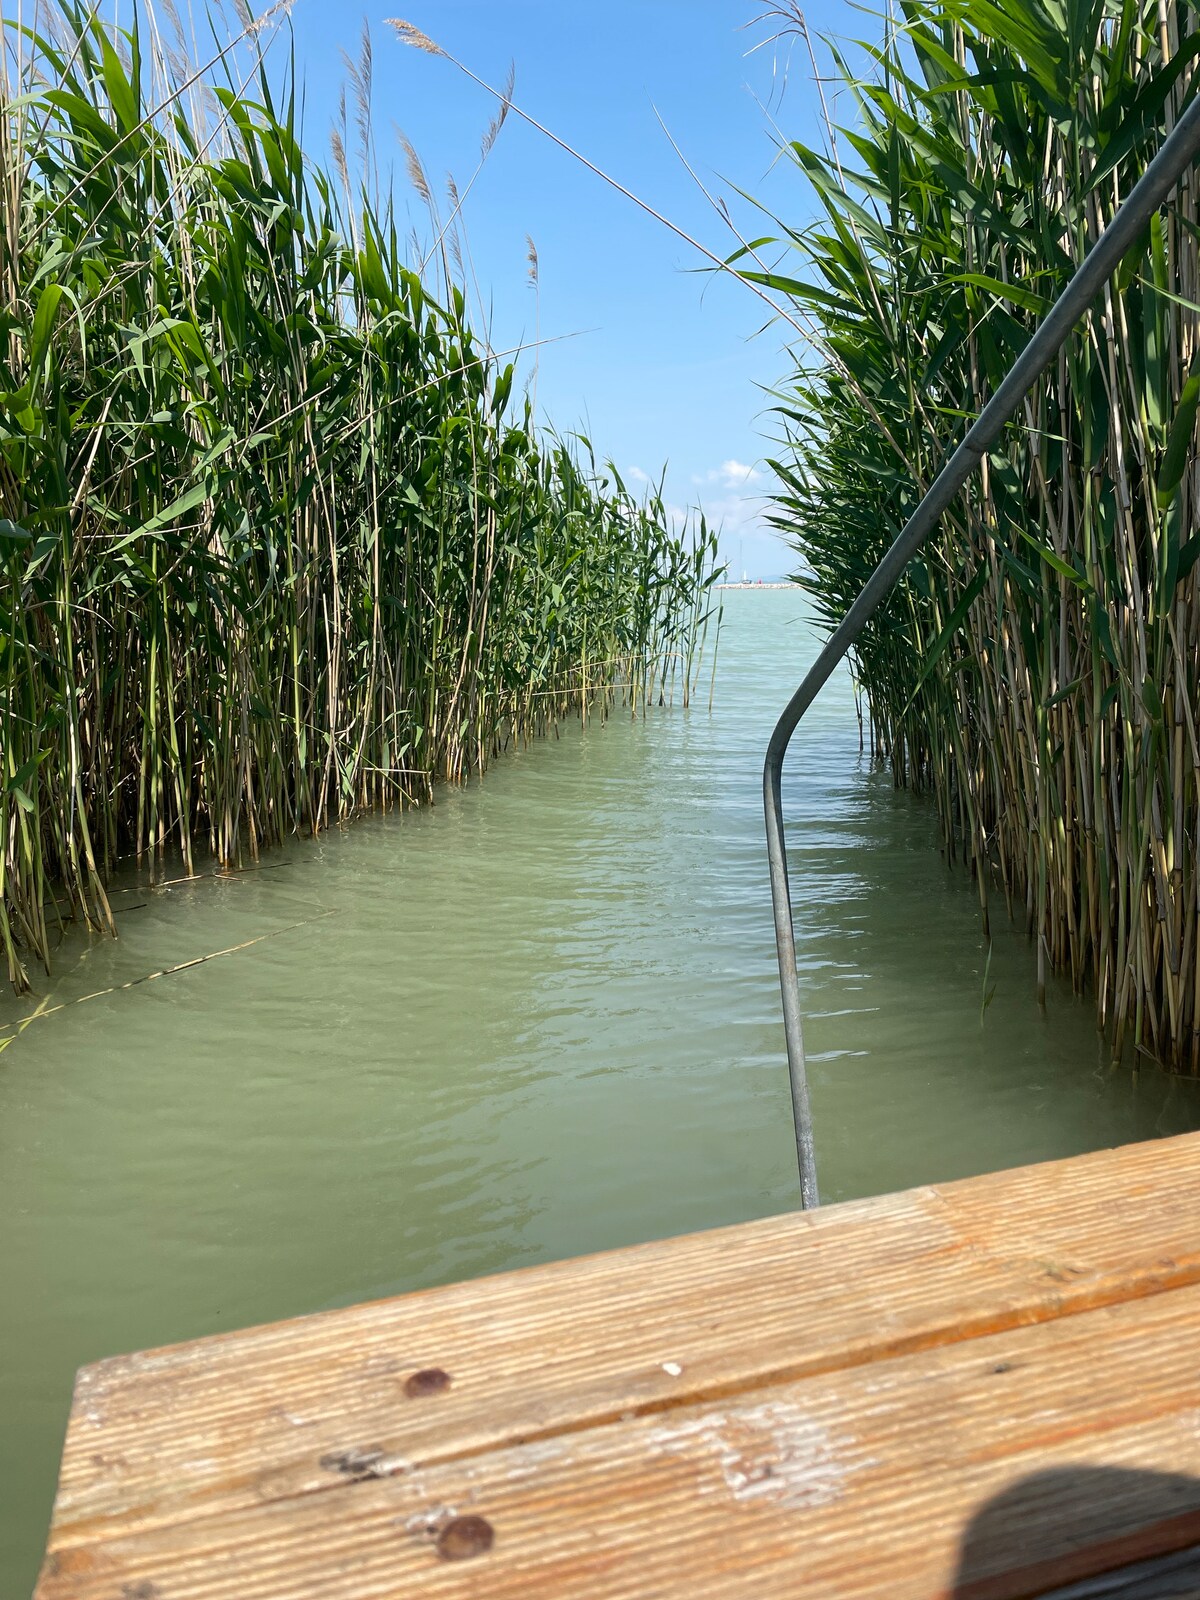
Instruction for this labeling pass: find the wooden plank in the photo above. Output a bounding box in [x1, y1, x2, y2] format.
[1039, 1548, 1200, 1598]
[38, 1134, 1200, 1561]
[35, 1276, 1200, 1600]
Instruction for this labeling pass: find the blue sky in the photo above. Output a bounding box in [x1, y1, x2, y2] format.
[263, 1, 869, 577]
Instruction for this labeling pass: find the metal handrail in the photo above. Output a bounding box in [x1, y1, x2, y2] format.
[765, 91, 1200, 1210]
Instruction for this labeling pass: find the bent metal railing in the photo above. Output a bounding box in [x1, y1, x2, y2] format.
[765, 91, 1200, 1211]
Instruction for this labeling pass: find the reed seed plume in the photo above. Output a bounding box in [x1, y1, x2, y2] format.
[481, 60, 515, 159]
[397, 126, 431, 205]
[526, 234, 539, 289]
[387, 17, 445, 57]
[241, 0, 294, 39]
[342, 18, 373, 164]
[161, 0, 187, 55]
[359, 17, 373, 95]
[330, 124, 350, 196]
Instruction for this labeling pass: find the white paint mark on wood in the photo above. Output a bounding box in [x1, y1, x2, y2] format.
[649, 1400, 868, 1510]
[402, 1504, 457, 1538]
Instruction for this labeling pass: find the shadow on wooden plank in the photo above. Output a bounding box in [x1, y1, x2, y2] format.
[953, 1468, 1200, 1600]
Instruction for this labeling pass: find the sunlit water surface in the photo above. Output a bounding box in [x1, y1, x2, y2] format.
[4, 587, 1199, 1590]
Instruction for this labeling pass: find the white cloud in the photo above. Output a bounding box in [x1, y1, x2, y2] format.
[627, 459, 789, 578]
[626, 464, 651, 484]
[688, 467, 793, 580]
[692, 458, 764, 489]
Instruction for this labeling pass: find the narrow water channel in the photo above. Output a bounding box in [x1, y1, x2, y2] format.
[4, 587, 1199, 1591]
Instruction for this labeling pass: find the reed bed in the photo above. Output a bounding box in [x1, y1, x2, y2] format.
[758, 0, 1200, 1068]
[0, 0, 719, 993]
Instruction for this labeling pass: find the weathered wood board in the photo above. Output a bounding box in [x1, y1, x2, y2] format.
[33, 1133, 1200, 1598]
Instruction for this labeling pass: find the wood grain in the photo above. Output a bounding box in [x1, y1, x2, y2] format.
[35, 1279, 1200, 1599]
[33, 1132, 1200, 1599]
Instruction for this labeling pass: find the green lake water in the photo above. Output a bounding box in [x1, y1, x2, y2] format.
[4, 586, 1199, 1592]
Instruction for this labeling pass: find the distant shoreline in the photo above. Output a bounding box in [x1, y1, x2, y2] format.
[716, 581, 798, 590]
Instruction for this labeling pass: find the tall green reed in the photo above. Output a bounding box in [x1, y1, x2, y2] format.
[0, 0, 719, 993]
[755, 0, 1200, 1070]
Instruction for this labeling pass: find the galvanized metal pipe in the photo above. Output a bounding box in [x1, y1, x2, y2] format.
[765, 90, 1200, 1209]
